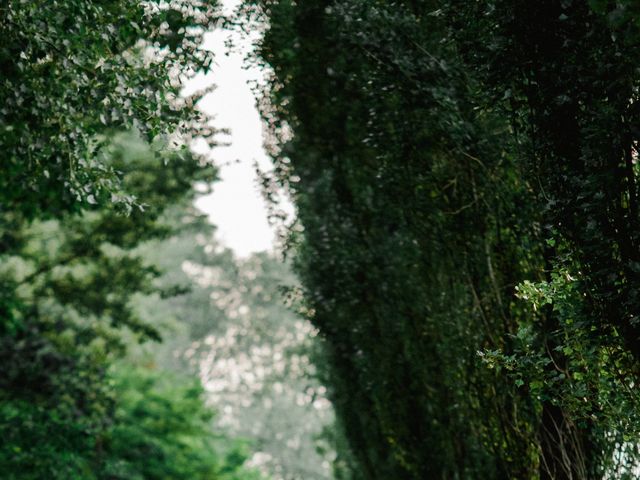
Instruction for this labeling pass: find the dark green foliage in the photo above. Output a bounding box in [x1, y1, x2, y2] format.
[253, 1, 540, 477]
[5, 0, 640, 477]
[251, 0, 640, 478]
[449, 2, 640, 477]
[0, 0, 215, 219]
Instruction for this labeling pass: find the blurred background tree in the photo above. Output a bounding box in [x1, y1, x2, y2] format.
[131, 204, 336, 479]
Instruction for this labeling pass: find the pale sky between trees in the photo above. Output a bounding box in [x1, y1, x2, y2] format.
[184, 0, 290, 258]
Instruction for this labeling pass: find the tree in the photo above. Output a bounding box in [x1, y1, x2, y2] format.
[250, 0, 640, 478]
[0, 0, 216, 220]
[250, 1, 540, 477]
[132, 210, 336, 480]
[0, 2, 231, 476]
[101, 362, 262, 480]
[450, 1, 640, 476]
[0, 132, 215, 478]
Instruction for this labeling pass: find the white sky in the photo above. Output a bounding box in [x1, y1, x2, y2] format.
[184, 0, 288, 258]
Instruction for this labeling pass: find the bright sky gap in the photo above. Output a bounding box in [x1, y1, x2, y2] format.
[183, 0, 288, 258]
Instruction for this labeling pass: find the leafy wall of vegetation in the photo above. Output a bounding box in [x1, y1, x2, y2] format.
[252, 1, 640, 478]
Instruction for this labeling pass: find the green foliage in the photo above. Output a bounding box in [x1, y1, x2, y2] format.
[0, 132, 217, 478]
[448, 1, 640, 476]
[250, 1, 540, 477]
[250, 0, 640, 478]
[102, 363, 260, 480]
[0, 0, 216, 219]
[0, 1, 268, 479]
[0, 362, 262, 480]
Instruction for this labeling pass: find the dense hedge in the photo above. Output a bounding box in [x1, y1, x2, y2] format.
[253, 1, 640, 478]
